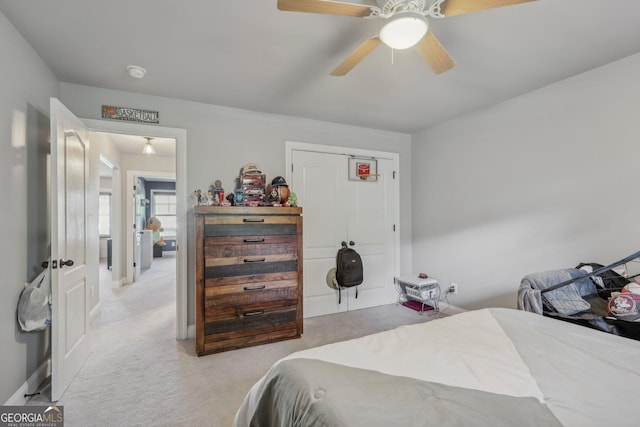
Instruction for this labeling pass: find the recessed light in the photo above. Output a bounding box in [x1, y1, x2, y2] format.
[126, 65, 147, 79]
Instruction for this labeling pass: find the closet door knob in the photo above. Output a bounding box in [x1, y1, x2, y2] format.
[60, 259, 74, 268]
[349, 241, 355, 246]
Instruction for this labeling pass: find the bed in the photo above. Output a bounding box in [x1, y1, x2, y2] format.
[234, 308, 640, 426]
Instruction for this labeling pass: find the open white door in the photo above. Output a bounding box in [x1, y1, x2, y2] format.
[50, 98, 91, 401]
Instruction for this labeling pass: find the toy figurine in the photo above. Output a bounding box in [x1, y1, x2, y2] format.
[235, 189, 244, 205]
[210, 179, 224, 204]
[194, 189, 202, 206]
[287, 192, 298, 207]
[207, 191, 215, 206]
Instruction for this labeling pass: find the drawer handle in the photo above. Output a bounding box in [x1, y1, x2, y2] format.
[243, 218, 265, 223]
[244, 285, 266, 291]
[244, 310, 264, 317]
[243, 238, 265, 243]
[244, 258, 266, 263]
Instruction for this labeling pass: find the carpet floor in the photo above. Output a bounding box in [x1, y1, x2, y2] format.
[28, 255, 458, 426]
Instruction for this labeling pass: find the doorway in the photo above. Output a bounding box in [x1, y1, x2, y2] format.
[84, 119, 188, 340]
[126, 170, 177, 285]
[96, 155, 116, 320]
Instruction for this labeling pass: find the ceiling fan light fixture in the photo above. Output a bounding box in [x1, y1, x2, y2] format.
[142, 137, 156, 155]
[379, 13, 428, 50]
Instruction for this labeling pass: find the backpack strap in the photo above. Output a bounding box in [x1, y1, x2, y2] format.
[337, 286, 357, 303]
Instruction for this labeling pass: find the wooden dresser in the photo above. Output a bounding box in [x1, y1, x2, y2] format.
[194, 206, 303, 356]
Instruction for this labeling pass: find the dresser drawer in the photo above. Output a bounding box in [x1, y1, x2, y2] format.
[204, 216, 298, 238]
[204, 300, 298, 338]
[206, 252, 297, 267]
[205, 270, 298, 288]
[203, 328, 300, 354]
[205, 278, 298, 306]
[204, 234, 297, 257]
[204, 215, 299, 226]
[205, 261, 298, 279]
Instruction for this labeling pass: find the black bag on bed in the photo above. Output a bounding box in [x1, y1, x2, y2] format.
[575, 262, 629, 298]
[335, 243, 363, 304]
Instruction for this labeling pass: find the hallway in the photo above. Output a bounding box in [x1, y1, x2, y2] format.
[27, 254, 188, 424]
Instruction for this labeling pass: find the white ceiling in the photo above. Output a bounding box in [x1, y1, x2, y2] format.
[97, 133, 176, 177]
[100, 133, 176, 157]
[2, 0, 640, 133]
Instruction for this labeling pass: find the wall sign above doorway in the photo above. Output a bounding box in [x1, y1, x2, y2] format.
[102, 105, 159, 124]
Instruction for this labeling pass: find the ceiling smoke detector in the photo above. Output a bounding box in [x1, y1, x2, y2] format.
[126, 65, 147, 79]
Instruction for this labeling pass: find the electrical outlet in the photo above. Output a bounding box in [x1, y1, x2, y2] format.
[448, 283, 458, 295]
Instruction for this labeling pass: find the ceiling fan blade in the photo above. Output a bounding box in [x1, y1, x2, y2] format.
[440, 0, 537, 17]
[277, 0, 373, 17]
[415, 32, 456, 74]
[331, 37, 382, 76]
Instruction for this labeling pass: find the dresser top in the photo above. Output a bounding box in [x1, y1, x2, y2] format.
[194, 206, 302, 216]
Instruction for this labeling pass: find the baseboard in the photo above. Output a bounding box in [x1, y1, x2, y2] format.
[90, 301, 102, 323]
[439, 303, 467, 315]
[4, 358, 51, 405]
[111, 277, 125, 288]
[187, 323, 195, 339]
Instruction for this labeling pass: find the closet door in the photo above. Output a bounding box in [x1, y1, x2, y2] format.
[292, 150, 349, 317]
[346, 157, 397, 310]
[291, 149, 398, 317]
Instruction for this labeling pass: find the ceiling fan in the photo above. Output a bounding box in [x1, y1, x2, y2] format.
[277, 0, 537, 75]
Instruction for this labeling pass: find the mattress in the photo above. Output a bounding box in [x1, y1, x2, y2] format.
[234, 308, 640, 426]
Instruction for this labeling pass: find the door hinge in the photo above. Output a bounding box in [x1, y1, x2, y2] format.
[291, 163, 294, 172]
[393, 171, 396, 179]
[133, 262, 136, 267]
[133, 185, 136, 191]
[393, 224, 396, 232]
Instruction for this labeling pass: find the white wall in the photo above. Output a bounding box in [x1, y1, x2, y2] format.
[0, 11, 60, 403]
[59, 83, 413, 325]
[412, 52, 640, 310]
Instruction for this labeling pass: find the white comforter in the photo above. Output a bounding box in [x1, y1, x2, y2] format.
[235, 308, 640, 426]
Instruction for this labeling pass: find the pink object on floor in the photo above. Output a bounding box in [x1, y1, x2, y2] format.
[402, 300, 435, 312]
